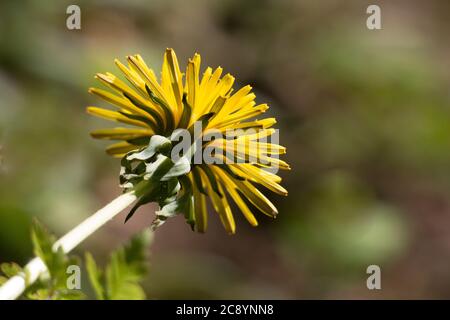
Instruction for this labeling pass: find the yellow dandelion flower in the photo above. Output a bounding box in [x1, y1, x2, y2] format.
[87, 48, 289, 234]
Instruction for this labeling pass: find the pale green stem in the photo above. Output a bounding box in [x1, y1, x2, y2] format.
[0, 191, 137, 300]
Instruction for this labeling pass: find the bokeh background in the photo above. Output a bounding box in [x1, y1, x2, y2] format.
[1, 0, 450, 299]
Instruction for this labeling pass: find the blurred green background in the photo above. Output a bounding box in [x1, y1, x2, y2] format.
[1, 0, 450, 299]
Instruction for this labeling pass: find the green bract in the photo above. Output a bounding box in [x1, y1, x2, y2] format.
[120, 135, 193, 229]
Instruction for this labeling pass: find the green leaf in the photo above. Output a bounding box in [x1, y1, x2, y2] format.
[27, 288, 51, 300]
[28, 220, 84, 300]
[57, 290, 85, 300]
[1, 262, 23, 278]
[31, 219, 56, 269]
[31, 220, 66, 286]
[125, 230, 153, 271]
[85, 253, 105, 300]
[27, 287, 85, 300]
[106, 230, 152, 299]
[85, 230, 152, 300]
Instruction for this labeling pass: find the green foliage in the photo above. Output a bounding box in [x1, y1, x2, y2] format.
[0, 220, 152, 300]
[0, 262, 23, 287]
[1, 262, 22, 278]
[28, 220, 84, 300]
[0, 220, 84, 300]
[85, 230, 152, 300]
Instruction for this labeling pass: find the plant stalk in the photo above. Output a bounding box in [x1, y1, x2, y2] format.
[0, 191, 137, 300]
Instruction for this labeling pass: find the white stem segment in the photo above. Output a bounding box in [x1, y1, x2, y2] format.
[0, 192, 137, 300]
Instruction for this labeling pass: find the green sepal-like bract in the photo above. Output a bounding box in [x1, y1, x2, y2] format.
[120, 135, 193, 228]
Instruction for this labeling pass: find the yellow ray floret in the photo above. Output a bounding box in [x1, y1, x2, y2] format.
[87, 48, 289, 234]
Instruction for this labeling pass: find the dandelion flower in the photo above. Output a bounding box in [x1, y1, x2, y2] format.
[87, 49, 289, 234]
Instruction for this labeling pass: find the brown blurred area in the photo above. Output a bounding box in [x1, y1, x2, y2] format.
[1, 0, 450, 298]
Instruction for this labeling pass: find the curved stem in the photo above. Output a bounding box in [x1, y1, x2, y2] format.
[0, 192, 137, 300]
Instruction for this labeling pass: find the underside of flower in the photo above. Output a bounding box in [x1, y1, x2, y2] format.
[87, 49, 289, 234]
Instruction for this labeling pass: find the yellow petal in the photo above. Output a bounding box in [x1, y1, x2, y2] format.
[197, 67, 212, 102]
[114, 59, 147, 96]
[162, 48, 184, 120]
[186, 55, 200, 112]
[218, 85, 253, 116]
[200, 74, 235, 117]
[86, 106, 149, 128]
[213, 104, 268, 129]
[88, 88, 147, 117]
[200, 168, 236, 234]
[216, 118, 276, 133]
[232, 178, 278, 218]
[106, 141, 140, 156]
[231, 163, 282, 183]
[90, 127, 153, 140]
[96, 73, 146, 107]
[231, 164, 288, 196]
[257, 155, 291, 170]
[127, 55, 171, 108]
[213, 167, 258, 226]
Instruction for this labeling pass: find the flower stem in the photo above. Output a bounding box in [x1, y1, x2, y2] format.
[0, 191, 137, 300]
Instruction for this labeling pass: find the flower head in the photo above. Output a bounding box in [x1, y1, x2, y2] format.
[87, 49, 289, 234]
